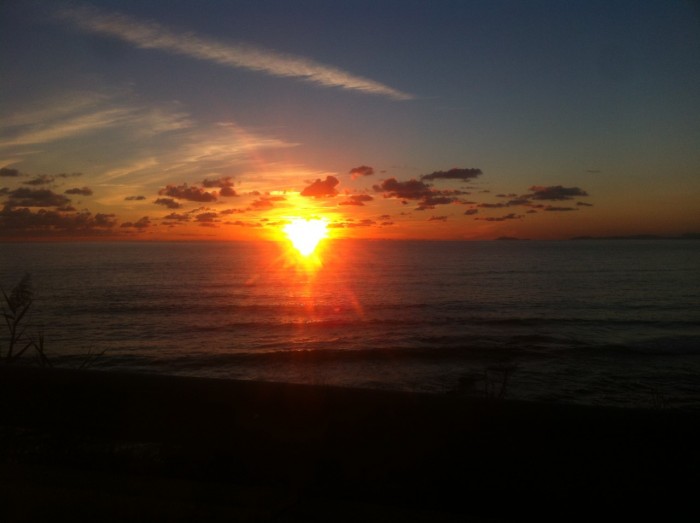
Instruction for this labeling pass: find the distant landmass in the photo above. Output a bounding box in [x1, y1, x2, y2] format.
[490, 233, 700, 241]
[571, 233, 700, 240]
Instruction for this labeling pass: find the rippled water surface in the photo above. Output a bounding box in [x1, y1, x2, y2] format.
[2, 240, 699, 408]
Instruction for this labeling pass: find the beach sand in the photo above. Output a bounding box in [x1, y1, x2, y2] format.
[1, 365, 697, 521]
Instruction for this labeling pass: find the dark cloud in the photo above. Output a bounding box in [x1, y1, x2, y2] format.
[219, 186, 237, 197]
[420, 168, 482, 182]
[23, 175, 55, 186]
[22, 173, 82, 186]
[226, 220, 262, 228]
[250, 199, 274, 210]
[125, 195, 146, 201]
[475, 213, 520, 222]
[162, 212, 189, 221]
[472, 185, 591, 212]
[0, 207, 116, 236]
[249, 196, 285, 210]
[374, 178, 432, 200]
[264, 220, 287, 227]
[4, 188, 71, 208]
[202, 176, 237, 197]
[346, 219, 376, 228]
[416, 195, 455, 211]
[65, 187, 93, 196]
[528, 185, 588, 200]
[428, 215, 448, 222]
[544, 206, 578, 211]
[120, 216, 151, 229]
[94, 213, 116, 227]
[202, 176, 232, 188]
[159, 184, 217, 202]
[195, 212, 218, 223]
[339, 194, 374, 206]
[374, 177, 462, 210]
[154, 197, 182, 209]
[577, 201, 594, 207]
[349, 165, 374, 179]
[301, 176, 339, 197]
[476, 198, 532, 209]
[0, 168, 21, 178]
[464, 208, 478, 215]
[221, 208, 245, 215]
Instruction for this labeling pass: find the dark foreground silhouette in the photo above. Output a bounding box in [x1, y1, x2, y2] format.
[1, 366, 697, 521]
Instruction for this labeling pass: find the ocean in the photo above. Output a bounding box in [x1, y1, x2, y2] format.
[1, 240, 699, 409]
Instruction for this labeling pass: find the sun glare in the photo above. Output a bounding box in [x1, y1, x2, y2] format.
[283, 218, 329, 256]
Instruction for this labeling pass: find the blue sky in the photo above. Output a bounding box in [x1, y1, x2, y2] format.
[1, 0, 699, 239]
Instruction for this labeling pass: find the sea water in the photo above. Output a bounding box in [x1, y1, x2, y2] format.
[1, 240, 699, 409]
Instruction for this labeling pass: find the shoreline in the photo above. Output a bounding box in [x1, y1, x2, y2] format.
[2, 365, 698, 521]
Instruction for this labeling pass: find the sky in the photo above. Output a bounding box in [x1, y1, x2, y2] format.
[1, 0, 699, 241]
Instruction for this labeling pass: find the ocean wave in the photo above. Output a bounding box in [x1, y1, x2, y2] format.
[51, 330, 700, 372]
[69, 344, 527, 369]
[616, 336, 700, 355]
[183, 316, 700, 330]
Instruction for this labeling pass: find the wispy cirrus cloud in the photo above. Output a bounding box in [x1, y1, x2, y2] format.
[0, 108, 134, 148]
[0, 88, 299, 202]
[0, 93, 191, 149]
[93, 123, 300, 190]
[57, 5, 413, 101]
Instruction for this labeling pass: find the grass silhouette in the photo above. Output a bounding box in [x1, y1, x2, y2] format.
[2, 273, 108, 369]
[1, 273, 50, 366]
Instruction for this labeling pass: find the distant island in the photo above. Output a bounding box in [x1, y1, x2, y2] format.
[489, 233, 700, 241]
[571, 233, 700, 240]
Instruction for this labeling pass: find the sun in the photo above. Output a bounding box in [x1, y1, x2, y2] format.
[283, 218, 329, 256]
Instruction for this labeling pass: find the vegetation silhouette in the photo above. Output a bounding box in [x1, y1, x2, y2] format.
[1, 274, 51, 367]
[1, 273, 105, 368]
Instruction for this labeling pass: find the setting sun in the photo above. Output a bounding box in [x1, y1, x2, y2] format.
[283, 218, 329, 256]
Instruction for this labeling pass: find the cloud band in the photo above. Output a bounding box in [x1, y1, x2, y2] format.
[58, 6, 413, 101]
